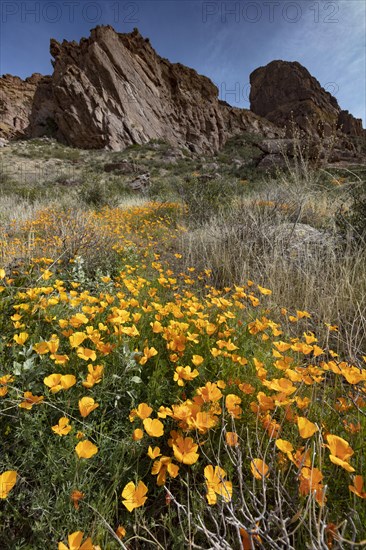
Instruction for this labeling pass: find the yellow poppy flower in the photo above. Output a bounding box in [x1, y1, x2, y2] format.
[226, 432, 239, 447]
[82, 364, 104, 388]
[52, 417, 72, 436]
[349, 476, 366, 499]
[204, 465, 232, 505]
[69, 332, 87, 348]
[297, 417, 319, 439]
[139, 346, 158, 365]
[44, 374, 76, 393]
[257, 285, 272, 295]
[225, 394, 242, 418]
[151, 456, 179, 486]
[172, 436, 199, 465]
[191, 355, 204, 366]
[75, 440, 98, 459]
[147, 446, 161, 459]
[132, 428, 144, 441]
[58, 531, 94, 550]
[325, 434, 355, 472]
[250, 459, 269, 480]
[77, 347, 97, 362]
[19, 391, 44, 409]
[143, 418, 164, 437]
[0, 470, 17, 499]
[173, 366, 199, 386]
[13, 332, 29, 345]
[33, 341, 50, 355]
[78, 397, 99, 418]
[129, 403, 153, 422]
[121, 480, 148, 512]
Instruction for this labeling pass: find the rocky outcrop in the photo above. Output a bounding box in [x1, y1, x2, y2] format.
[249, 60, 363, 139]
[1, 28, 364, 153]
[269, 223, 339, 264]
[0, 73, 45, 139]
[29, 76, 57, 138]
[337, 110, 364, 136]
[29, 26, 282, 152]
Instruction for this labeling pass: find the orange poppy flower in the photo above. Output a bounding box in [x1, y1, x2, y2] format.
[115, 525, 126, 539]
[226, 432, 239, 447]
[70, 490, 85, 510]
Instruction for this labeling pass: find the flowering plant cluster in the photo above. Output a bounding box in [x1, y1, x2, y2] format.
[0, 203, 365, 548]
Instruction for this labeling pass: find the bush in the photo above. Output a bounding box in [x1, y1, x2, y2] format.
[173, 176, 241, 226]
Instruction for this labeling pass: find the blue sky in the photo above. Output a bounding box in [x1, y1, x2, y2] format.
[1, 0, 365, 125]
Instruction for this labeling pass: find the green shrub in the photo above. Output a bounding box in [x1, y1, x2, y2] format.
[173, 176, 240, 225]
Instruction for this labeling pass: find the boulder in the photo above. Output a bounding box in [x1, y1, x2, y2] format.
[258, 139, 297, 155]
[257, 154, 287, 171]
[104, 161, 136, 174]
[269, 223, 339, 262]
[161, 148, 185, 164]
[328, 149, 360, 163]
[129, 173, 150, 192]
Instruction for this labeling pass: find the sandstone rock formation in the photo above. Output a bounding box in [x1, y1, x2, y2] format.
[0, 73, 45, 139]
[249, 60, 364, 139]
[29, 26, 282, 152]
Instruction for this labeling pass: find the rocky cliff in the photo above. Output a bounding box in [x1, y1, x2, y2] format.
[249, 60, 364, 138]
[29, 26, 281, 152]
[337, 110, 364, 137]
[0, 27, 364, 151]
[0, 73, 45, 139]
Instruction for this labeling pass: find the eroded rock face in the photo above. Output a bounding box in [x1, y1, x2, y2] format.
[249, 60, 363, 139]
[29, 76, 57, 139]
[0, 73, 45, 139]
[30, 26, 282, 152]
[1, 28, 364, 153]
[337, 110, 364, 137]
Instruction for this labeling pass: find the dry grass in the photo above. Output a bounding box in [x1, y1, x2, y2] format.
[180, 183, 366, 359]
